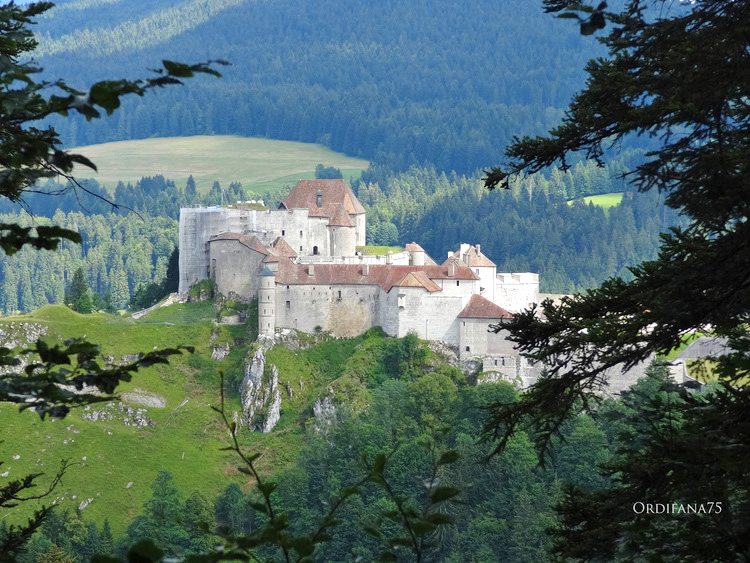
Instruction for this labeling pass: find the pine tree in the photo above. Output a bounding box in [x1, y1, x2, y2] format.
[98, 519, 114, 556]
[483, 0, 750, 559]
[67, 267, 92, 313]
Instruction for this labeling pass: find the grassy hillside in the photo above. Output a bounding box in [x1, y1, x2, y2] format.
[0, 303, 256, 536]
[69, 135, 369, 193]
[0, 301, 431, 536]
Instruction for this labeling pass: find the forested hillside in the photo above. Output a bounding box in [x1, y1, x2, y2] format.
[34, 0, 605, 174]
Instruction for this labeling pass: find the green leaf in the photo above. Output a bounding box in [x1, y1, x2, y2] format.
[437, 450, 460, 465]
[126, 539, 164, 562]
[429, 486, 461, 504]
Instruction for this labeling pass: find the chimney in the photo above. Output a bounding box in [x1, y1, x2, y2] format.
[309, 263, 315, 276]
[466, 254, 471, 267]
[476, 244, 481, 256]
[363, 263, 369, 276]
[448, 260, 455, 277]
[386, 250, 393, 265]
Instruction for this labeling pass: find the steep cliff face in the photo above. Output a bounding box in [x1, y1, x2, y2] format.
[240, 345, 281, 432]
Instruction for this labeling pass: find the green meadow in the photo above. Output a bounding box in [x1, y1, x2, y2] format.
[0, 304, 256, 536]
[0, 301, 389, 535]
[568, 192, 625, 212]
[69, 135, 369, 193]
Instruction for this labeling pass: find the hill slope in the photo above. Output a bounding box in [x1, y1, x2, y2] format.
[69, 135, 369, 192]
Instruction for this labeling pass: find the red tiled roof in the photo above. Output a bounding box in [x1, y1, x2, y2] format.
[264, 254, 280, 263]
[329, 204, 355, 227]
[270, 236, 297, 257]
[450, 244, 496, 267]
[458, 294, 512, 319]
[395, 271, 441, 292]
[275, 262, 477, 292]
[405, 242, 425, 252]
[209, 232, 268, 255]
[280, 179, 366, 219]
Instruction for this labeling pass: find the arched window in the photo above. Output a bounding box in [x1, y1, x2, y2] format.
[313, 245, 319, 255]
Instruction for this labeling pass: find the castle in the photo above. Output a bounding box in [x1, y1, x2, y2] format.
[179, 179, 540, 379]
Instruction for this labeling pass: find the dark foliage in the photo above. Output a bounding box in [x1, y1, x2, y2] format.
[482, 0, 750, 559]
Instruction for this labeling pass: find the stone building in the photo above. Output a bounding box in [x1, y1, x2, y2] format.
[178, 179, 365, 294]
[178, 179, 541, 377]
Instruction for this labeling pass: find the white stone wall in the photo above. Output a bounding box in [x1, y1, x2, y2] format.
[396, 288, 464, 346]
[495, 273, 539, 313]
[209, 240, 265, 301]
[329, 226, 356, 257]
[473, 266, 497, 304]
[275, 283, 382, 337]
[355, 213, 366, 246]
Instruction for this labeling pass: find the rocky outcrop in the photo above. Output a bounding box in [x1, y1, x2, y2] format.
[313, 392, 337, 434]
[0, 322, 49, 375]
[80, 402, 155, 428]
[0, 322, 48, 349]
[240, 346, 281, 433]
[211, 343, 231, 361]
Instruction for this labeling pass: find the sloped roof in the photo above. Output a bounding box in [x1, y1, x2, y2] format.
[209, 232, 268, 255]
[275, 262, 477, 292]
[280, 179, 366, 219]
[329, 204, 355, 227]
[405, 242, 425, 252]
[458, 294, 513, 319]
[450, 244, 496, 267]
[270, 237, 297, 257]
[259, 266, 275, 277]
[394, 271, 441, 292]
[263, 254, 280, 263]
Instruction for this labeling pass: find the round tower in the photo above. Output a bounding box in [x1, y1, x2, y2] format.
[258, 266, 276, 338]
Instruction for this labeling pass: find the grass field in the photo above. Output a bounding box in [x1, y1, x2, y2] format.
[568, 192, 624, 212]
[0, 300, 372, 535]
[69, 135, 370, 193]
[0, 304, 270, 536]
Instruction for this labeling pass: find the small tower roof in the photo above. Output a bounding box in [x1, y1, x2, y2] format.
[328, 204, 355, 227]
[259, 266, 276, 277]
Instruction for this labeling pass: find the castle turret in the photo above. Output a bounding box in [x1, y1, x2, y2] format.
[258, 266, 276, 337]
[405, 242, 425, 266]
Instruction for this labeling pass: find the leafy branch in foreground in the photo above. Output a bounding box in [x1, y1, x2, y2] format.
[0, 1, 227, 254]
[0, 338, 193, 419]
[363, 432, 460, 563]
[481, 0, 750, 559]
[0, 457, 70, 561]
[103, 374, 461, 562]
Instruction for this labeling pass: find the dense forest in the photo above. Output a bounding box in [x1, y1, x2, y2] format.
[32, 0, 613, 175]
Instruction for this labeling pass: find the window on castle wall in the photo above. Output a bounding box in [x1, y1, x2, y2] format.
[462, 321, 466, 327]
[456, 281, 460, 286]
[494, 359, 498, 366]
[338, 290, 342, 299]
[282, 230, 285, 236]
[286, 301, 290, 309]
[300, 246, 303, 251]
[465, 346, 470, 352]
[300, 230, 303, 236]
